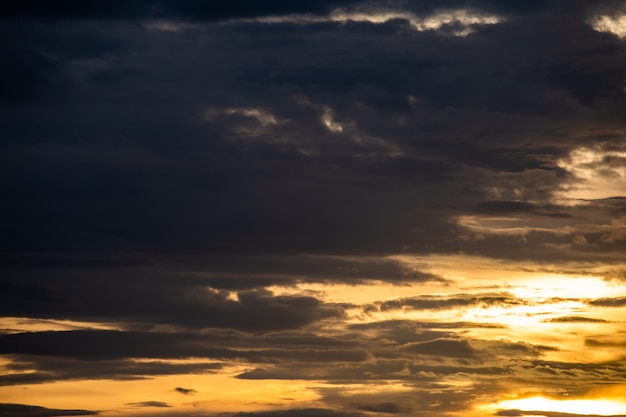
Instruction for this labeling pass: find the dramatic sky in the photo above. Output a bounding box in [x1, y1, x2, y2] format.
[2, 1, 626, 416]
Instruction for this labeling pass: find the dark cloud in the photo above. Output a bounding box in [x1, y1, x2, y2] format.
[5, 2, 622, 264]
[0, 355, 223, 386]
[2, 0, 626, 415]
[403, 338, 476, 358]
[497, 411, 626, 417]
[0, 331, 226, 360]
[0, 404, 98, 417]
[0, 330, 367, 363]
[474, 200, 572, 218]
[1, 0, 624, 267]
[126, 401, 171, 408]
[355, 402, 401, 414]
[0, 280, 344, 331]
[544, 316, 609, 323]
[589, 296, 626, 307]
[232, 410, 365, 417]
[174, 387, 197, 395]
[1, 0, 593, 26]
[0, 0, 365, 21]
[585, 338, 626, 348]
[371, 293, 520, 312]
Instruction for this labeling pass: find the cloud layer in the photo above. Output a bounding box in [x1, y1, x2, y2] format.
[1, 1, 626, 416]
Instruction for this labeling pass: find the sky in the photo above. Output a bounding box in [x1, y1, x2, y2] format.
[1, 1, 626, 416]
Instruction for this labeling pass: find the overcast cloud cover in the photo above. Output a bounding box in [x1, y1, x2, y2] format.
[2, 1, 626, 416]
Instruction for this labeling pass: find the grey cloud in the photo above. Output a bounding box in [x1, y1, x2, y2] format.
[0, 278, 344, 331]
[0, 356, 223, 386]
[373, 293, 520, 312]
[348, 319, 506, 337]
[0, 330, 368, 364]
[520, 359, 626, 387]
[173, 255, 448, 288]
[318, 381, 492, 416]
[236, 360, 511, 382]
[403, 338, 476, 358]
[474, 200, 572, 218]
[355, 402, 401, 414]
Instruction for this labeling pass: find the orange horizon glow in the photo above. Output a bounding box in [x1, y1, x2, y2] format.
[491, 396, 626, 416]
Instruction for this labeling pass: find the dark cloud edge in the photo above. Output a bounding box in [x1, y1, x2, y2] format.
[0, 403, 98, 417]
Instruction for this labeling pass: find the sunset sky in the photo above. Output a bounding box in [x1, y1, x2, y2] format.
[2, 1, 626, 416]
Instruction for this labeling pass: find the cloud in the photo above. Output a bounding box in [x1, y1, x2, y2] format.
[0, 1, 364, 21]
[0, 404, 98, 417]
[0, 0, 565, 24]
[543, 316, 609, 323]
[125, 401, 171, 408]
[0, 330, 368, 363]
[3, 5, 625, 267]
[174, 387, 197, 395]
[230, 409, 365, 417]
[589, 296, 626, 307]
[496, 411, 626, 417]
[235, 8, 503, 37]
[403, 338, 476, 358]
[585, 338, 626, 348]
[0, 355, 223, 386]
[590, 13, 626, 39]
[2, 1, 626, 416]
[371, 293, 520, 312]
[0, 282, 344, 331]
[474, 200, 572, 218]
[355, 402, 401, 414]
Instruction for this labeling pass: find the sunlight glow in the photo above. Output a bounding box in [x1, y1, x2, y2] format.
[321, 106, 345, 133]
[461, 302, 576, 328]
[497, 396, 626, 416]
[0, 317, 122, 334]
[591, 14, 626, 39]
[204, 107, 280, 126]
[557, 146, 626, 201]
[509, 275, 619, 299]
[0, 371, 324, 415]
[239, 8, 503, 36]
[329, 9, 502, 36]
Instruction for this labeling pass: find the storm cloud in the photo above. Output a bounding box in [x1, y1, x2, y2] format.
[2, 1, 626, 416]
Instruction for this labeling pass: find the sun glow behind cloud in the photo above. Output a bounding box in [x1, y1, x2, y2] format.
[494, 396, 626, 416]
[558, 146, 626, 201]
[143, 7, 504, 36]
[591, 14, 626, 39]
[327, 8, 502, 36]
[233, 8, 503, 36]
[0, 317, 122, 334]
[509, 275, 620, 299]
[0, 370, 326, 415]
